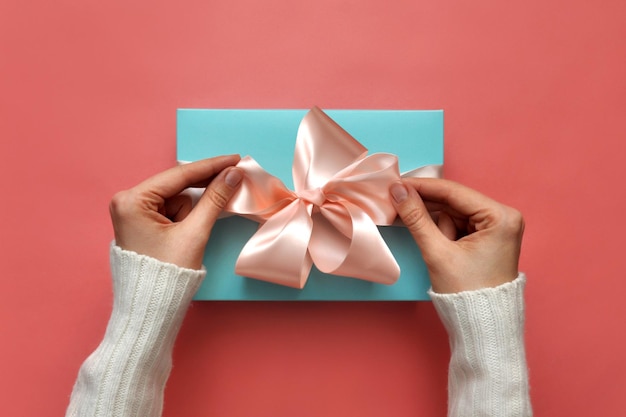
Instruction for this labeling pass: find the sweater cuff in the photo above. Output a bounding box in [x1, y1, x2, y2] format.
[65, 244, 206, 417]
[108, 242, 205, 318]
[110, 242, 206, 285]
[428, 273, 527, 310]
[429, 274, 532, 416]
[106, 242, 206, 359]
[428, 274, 528, 345]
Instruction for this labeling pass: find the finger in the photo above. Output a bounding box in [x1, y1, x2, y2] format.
[184, 166, 244, 233]
[389, 181, 446, 253]
[423, 202, 471, 234]
[137, 155, 241, 199]
[403, 178, 500, 218]
[423, 200, 464, 219]
[164, 194, 193, 222]
[437, 211, 457, 241]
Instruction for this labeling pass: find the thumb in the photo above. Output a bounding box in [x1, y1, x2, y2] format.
[389, 181, 445, 254]
[185, 166, 244, 234]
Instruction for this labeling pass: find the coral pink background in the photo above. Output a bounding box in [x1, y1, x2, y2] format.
[1, 0, 624, 415]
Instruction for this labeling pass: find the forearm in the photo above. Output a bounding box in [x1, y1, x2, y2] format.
[66, 244, 205, 417]
[430, 274, 532, 417]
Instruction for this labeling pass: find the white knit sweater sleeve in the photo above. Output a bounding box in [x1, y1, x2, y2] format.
[65, 244, 205, 417]
[67, 244, 531, 417]
[429, 274, 532, 417]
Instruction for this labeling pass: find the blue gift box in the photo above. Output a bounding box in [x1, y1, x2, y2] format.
[177, 109, 443, 301]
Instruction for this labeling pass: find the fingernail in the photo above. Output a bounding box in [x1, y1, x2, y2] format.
[390, 183, 408, 203]
[225, 168, 243, 187]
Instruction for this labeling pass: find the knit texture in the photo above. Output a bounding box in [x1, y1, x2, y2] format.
[429, 274, 532, 417]
[65, 244, 205, 417]
[66, 246, 531, 416]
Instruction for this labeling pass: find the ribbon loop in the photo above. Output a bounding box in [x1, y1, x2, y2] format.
[293, 107, 368, 191]
[235, 200, 313, 289]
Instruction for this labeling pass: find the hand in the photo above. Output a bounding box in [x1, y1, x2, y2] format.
[109, 155, 243, 270]
[389, 178, 524, 294]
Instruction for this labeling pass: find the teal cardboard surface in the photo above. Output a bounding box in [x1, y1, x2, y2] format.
[177, 109, 443, 301]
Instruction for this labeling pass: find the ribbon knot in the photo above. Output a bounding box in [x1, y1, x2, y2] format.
[297, 188, 326, 207]
[222, 107, 441, 289]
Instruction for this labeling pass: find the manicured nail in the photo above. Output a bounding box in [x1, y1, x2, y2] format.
[225, 168, 243, 187]
[390, 183, 408, 203]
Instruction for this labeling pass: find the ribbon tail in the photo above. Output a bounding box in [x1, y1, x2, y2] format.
[324, 152, 400, 225]
[388, 164, 443, 227]
[401, 164, 443, 179]
[309, 202, 400, 285]
[235, 199, 314, 289]
[226, 156, 295, 222]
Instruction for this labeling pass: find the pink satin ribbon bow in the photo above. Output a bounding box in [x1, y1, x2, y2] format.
[223, 107, 439, 289]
